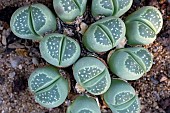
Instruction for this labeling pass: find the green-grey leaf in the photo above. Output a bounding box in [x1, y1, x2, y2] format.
[108, 47, 153, 80]
[40, 33, 80, 67]
[66, 96, 101, 113]
[73, 57, 111, 95]
[92, 0, 133, 17]
[125, 6, 163, 45]
[53, 0, 87, 22]
[83, 17, 125, 53]
[104, 79, 140, 113]
[28, 66, 69, 108]
[10, 3, 56, 40]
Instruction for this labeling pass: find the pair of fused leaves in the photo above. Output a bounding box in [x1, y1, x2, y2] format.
[28, 66, 69, 108]
[73, 57, 111, 95]
[92, 0, 133, 17]
[67, 96, 101, 113]
[40, 33, 81, 67]
[104, 79, 140, 113]
[125, 6, 163, 45]
[108, 47, 153, 80]
[53, 0, 87, 22]
[10, 3, 56, 40]
[83, 17, 126, 53]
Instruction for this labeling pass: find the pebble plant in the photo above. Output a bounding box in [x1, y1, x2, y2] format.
[92, 0, 133, 17]
[104, 79, 140, 113]
[28, 66, 69, 108]
[83, 17, 126, 53]
[125, 6, 163, 45]
[10, 3, 56, 40]
[73, 57, 111, 95]
[108, 47, 153, 80]
[53, 0, 87, 22]
[67, 96, 101, 113]
[9, 0, 164, 112]
[39, 33, 81, 67]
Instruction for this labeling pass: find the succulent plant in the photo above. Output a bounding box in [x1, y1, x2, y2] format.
[83, 16, 126, 53]
[73, 57, 111, 95]
[39, 33, 81, 67]
[67, 96, 101, 113]
[10, 3, 57, 40]
[28, 66, 69, 108]
[104, 79, 140, 113]
[53, 0, 87, 22]
[108, 47, 153, 80]
[125, 6, 163, 45]
[92, 0, 133, 17]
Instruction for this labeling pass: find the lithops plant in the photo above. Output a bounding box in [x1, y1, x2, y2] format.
[108, 47, 153, 80]
[40, 33, 81, 67]
[28, 66, 69, 108]
[104, 79, 140, 113]
[73, 57, 111, 95]
[92, 0, 133, 17]
[10, 3, 56, 40]
[67, 96, 101, 113]
[125, 6, 163, 45]
[53, 0, 87, 22]
[83, 16, 126, 53]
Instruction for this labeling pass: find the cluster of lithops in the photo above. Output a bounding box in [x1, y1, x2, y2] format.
[83, 17, 126, 53]
[10, 0, 164, 112]
[125, 6, 163, 45]
[108, 47, 153, 80]
[104, 79, 140, 113]
[67, 96, 101, 113]
[73, 57, 111, 95]
[53, 0, 87, 22]
[40, 33, 81, 67]
[28, 66, 69, 108]
[92, 0, 133, 17]
[10, 3, 56, 40]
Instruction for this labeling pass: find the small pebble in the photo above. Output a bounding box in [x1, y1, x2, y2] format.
[160, 76, 168, 82]
[32, 57, 39, 65]
[10, 56, 20, 68]
[8, 72, 16, 78]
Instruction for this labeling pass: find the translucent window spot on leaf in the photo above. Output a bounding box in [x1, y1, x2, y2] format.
[14, 9, 32, 35]
[102, 19, 123, 41]
[78, 67, 102, 83]
[31, 7, 46, 31]
[94, 26, 112, 46]
[31, 73, 53, 91]
[62, 39, 76, 61]
[125, 56, 144, 74]
[139, 23, 155, 38]
[36, 84, 60, 104]
[47, 36, 61, 60]
[100, 0, 112, 10]
[86, 77, 107, 94]
[79, 109, 93, 113]
[60, 0, 77, 13]
[115, 92, 134, 105]
[136, 50, 152, 71]
[140, 9, 162, 30]
[118, 0, 131, 9]
[117, 98, 140, 113]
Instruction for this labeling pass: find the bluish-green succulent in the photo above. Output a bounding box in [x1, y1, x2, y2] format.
[108, 47, 153, 80]
[83, 17, 126, 53]
[73, 57, 111, 95]
[104, 79, 140, 113]
[39, 33, 81, 67]
[10, 3, 56, 40]
[53, 0, 87, 22]
[67, 96, 101, 113]
[28, 66, 69, 108]
[125, 6, 163, 45]
[92, 0, 133, 17]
